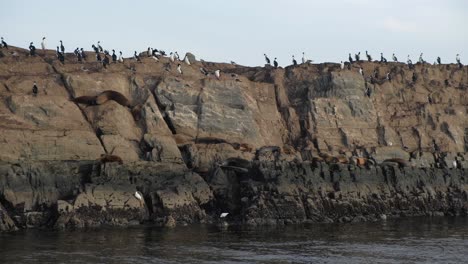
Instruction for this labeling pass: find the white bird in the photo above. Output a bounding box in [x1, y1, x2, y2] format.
[359, 67, 363, 76]
[170, 52, 175, 62]
[214, 69, 220, 79]
[152, 55, 159, 62]
[134, 191, 143, 201]
[41, 37, 46, 50]
[340, 61, 344, 70]
[177, 64, 183, 74]
[184, 55, 191, 65]
[302, 52, 306, 64]
[456, 54, 460, 63]
[118, 51, 123, 63]
[220, 212, 229, 218]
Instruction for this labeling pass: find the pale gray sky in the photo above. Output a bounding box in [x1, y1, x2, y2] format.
[1, 0, 467, 66]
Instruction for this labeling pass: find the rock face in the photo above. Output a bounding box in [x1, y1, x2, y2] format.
[0, 46, 467, 231]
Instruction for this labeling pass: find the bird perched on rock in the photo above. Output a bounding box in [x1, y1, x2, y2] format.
[386, 72, 392, 82]
[292, 55, 297, 66]
[302, 52, 306, 64]
[96, 52, 101, 62]
[437, 56, 441, 65]
[169, 52, 175, 62]
[419, 53, 424, 63]
[118, 51, 123, 63]
[111, 50, 117, 62]
[215, 69, 221, 79]
[184, 54, 190, 65]
[41, 37, 46, 51]
[134, 51, 141, 62]
[355, 52, 360, 62]
[97, 41, 103, 53]
[392, 53, 398, 62]
[32, 81, 38, 96]
[29, 42, 36, 56]
[456, 54, 461, 64]
[380, 53, 387, 63]
[177, 63, 183, 75]
[273, 57, 278, 68]
[200, 67, 209, 76]
[340, 61, 345, 70]
[60, 40, 65, 54]
[92, 44, 99, 53]
[0, 37, 8, 48]
[147, 47, 151, 57]
[359, 67, 363, 76]
[102, 55, 110, 68]
[264, 53, 271, 65]
[348, 53, 353, 63]
[134, 191, 143, 201]
[366, 50, 372, 61]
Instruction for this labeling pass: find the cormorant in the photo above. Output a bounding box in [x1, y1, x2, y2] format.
[264, 54, 271, 65]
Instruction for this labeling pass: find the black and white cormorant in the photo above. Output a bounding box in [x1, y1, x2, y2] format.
[32, 81, 38, 96]
[355, 52, 360, 62]
[437, 56, 441, 65]
[177, 63, 183, 74]
[147, 47, 151, 57]
[273, 58, 278, 68]
[302, 52, 306, 64]
[366, 51, 372, 61]
[292, 55, 297, 66]
[419, 53, 424, 63]
[97, 41, 103, 53]
[0, 37, 8, 48]
[392, 53, 398, 62]
[29, 42, 36, 56]
[80, 48, 86, 60]
[380, 53, 387, 63]
[134, 51, 141, 62]
[60, 40, 65, 54]
[200, 67, 209, 76]
[112, 50, 117, 62]
[92, 44, 99, 53]
[102, 55, 110, 68]
[349, 53, 353, 63]
[264, 54, 271, 65]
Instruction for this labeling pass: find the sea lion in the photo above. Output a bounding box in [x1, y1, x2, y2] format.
[255, 146, 281, 160]
[72, 95, 97, 105]
[98, 154, 123, 164]
[95, 90, 131, 107]
[221, 157, 251, 169]
[195, 137, 230, 145]
[381, 158, 409, 168]
[219, 165, 249, 173]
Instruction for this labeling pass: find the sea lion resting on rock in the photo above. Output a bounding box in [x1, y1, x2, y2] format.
[72, 95, 97, 105]
[72, 90, 143, 121]
[72, 90, 130, 107]
[95, 90, 131, 107]
[98, 154, 123, 164]
[381, 158, 409, 168]
[219, 157, 252, 173]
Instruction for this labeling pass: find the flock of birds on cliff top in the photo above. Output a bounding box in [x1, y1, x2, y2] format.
[0, 36, 465, 97]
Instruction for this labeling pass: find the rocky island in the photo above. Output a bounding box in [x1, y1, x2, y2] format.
[0, 46, 467, 232]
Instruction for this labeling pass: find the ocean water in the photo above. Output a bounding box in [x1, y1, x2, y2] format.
[0, 217, 467, 263]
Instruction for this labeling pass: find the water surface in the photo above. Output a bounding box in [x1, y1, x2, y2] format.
[0, 217, 467, 263]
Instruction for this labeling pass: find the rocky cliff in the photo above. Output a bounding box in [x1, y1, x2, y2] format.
[0, 46, 467, 231]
